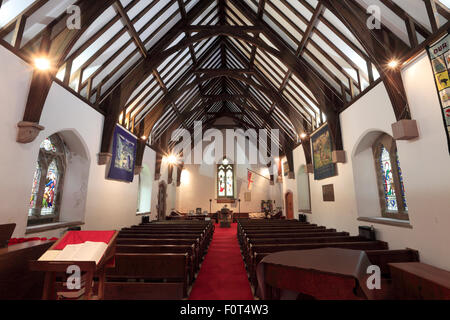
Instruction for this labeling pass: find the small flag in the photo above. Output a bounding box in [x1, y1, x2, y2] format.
[247, 171, 254, 191]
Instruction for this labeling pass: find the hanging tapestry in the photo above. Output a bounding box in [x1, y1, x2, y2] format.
[311, 124, 336, 180]
[427, 34, 450, 153]
[108, 125, 137, 182]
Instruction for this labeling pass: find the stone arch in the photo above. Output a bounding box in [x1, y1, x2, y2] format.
[351, 129, 390, 218]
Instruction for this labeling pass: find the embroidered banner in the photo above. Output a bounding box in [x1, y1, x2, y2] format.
[108, 125, 137, 182]
[427, 34, 450, 153]
[311, 124, 336, 180]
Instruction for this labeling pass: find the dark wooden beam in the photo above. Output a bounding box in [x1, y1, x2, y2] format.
[424, 0, 439, 33]
[320, 0, 411, 121]
[134, 122, 146, 174]
[184, 25, 262, 33]
[114, 0, 148, 58]
[193, 69, 255, 75]
[17, 0, 117, 143]
[98, 0, 211, 159]
[285, 147, 295, 179]
[229, 0, 344, 150]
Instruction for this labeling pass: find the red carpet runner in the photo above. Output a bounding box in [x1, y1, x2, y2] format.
[189, 223, 254, 300]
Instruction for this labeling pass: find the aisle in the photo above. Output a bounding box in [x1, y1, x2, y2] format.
[189, 223, 254, 300]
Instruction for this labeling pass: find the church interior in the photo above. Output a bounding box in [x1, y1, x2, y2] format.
[0, 0, 450, 302]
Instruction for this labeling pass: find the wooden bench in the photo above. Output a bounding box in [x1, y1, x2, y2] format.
[105, 253, 189, 299]
[242, 232, 350, 256]
[118, 233, 207, 258]
[389, 262, 450, 299]
[0, 240, 55, 300]
[239, 229, 338, 248]
[116, 244, 197, 282]
[120, 229, 211, 253]
[116, 238, 202, 265]
[366, 249, 419, 277]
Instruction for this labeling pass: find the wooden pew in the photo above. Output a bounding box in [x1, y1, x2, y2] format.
[105, 253, 189, 299]
[389, 262, 450, 300]
[118, 233, 206, 259]
[116, 244, 197, 283]
[120, 227, 212, 253]
[366, 249, 420, 277]
[0, 240, 55, 300]
[241, 231, 348, 260]
[239, 228, 338, 247]
[116, 238, 201, 268]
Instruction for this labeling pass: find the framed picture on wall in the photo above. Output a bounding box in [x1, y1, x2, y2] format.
[311, 124, 336, 180]
[283, 161, 289, 176]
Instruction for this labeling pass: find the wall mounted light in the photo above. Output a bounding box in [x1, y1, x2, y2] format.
[34, 57, 51, 71]
[387, 60, 399, 69]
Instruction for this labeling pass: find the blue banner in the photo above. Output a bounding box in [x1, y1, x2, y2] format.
[108, 125, 137, 182]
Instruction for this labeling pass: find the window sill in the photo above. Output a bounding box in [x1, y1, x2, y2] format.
[26, 221, 84, 235]
[136, 211, 151, 216]
[357, 217, 413, 229]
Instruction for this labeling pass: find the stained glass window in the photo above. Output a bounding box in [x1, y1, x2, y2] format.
[29, 164, 41, 215]
[41, 160, 59, 215]
[380, 146, 397, 211]
[28, 134, 66, 225]
[373, 135, 409, 221]
[218, 169, 226, 197]
[217, 159, 234, 199]
[40, 138, 57, 153]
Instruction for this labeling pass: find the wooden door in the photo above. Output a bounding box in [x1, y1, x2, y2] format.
[285, 192, 294, 220]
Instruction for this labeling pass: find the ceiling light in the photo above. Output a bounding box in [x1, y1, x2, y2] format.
[300, 133, 308, 139]
[141, 135, 147, 141]
[34, 57, 51, 71]
[387, 60, 399, 69]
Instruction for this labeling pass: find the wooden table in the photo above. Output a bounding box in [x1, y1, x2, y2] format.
[389, 262, 450, 300]
[256, 248, 374, 300]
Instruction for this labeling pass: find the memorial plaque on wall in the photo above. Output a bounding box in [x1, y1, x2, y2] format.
[322, 184, 335, 202]
[427, 34, 450, 154]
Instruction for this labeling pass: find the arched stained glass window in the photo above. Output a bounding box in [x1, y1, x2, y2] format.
[28, 134, 66, 225]
[217, 159, 234, 199]
[373, 135, 409, 220]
